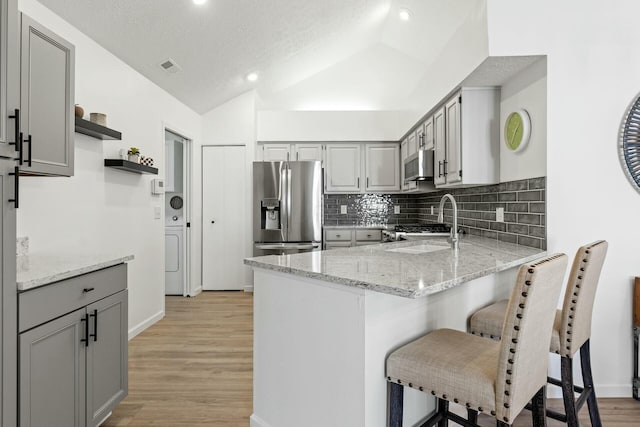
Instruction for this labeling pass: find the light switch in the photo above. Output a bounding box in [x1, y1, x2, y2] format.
[394, 205, 401, 214]
[154, 206, 161, 219]
[340, 205, 348, 214]
[496, 207, 505, 223]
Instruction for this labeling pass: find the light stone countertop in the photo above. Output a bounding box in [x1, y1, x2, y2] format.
[17, 253, 134, 292]
[244, 236, 546, 298]
[323, 225, 391, 230]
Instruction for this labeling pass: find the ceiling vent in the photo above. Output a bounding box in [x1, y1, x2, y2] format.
[159, 58, 182, 74]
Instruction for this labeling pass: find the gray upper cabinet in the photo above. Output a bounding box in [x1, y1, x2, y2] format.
[20, 13, 74, 176]
[86, 290, 128, 427]
[0, 0, 20, 159]
[19, 308, 86, 427]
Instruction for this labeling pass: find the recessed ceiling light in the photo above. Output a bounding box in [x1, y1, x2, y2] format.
[399, 8, 411, 21]
[193, 0, 207, 5]
[246, 72, 258, 82]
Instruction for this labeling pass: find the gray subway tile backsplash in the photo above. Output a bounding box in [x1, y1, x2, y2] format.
[324, 176, 546, 249]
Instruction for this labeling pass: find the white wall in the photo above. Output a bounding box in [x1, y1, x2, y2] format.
[256, 110, 409, 142]
[499, 57, 547, 181]
[487, 0, 640, 397]
[17, 0, 202, 337]
[201, 90, 256, 288]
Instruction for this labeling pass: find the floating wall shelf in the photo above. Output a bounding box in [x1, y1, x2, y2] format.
[75, 117, 122, 140]
[104, 159, 158, 175]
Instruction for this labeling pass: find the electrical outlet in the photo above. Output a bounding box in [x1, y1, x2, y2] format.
[340, 205, 348, 214]
[154, 206, 161, 219]
[430, 206, 434, 215]
[394, 205, 401, 214]
[496, 207, 505, 223]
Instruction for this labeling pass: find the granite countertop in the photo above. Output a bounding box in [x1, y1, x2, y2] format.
[244, 236, 546, 298]
[323, 225, 391, 230]
[17, 253, 135, 292]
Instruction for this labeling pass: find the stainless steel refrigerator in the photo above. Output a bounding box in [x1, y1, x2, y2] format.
[253, 161, 322, 256]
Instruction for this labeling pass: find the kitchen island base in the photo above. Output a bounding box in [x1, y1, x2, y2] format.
[251, 267, 518, 427]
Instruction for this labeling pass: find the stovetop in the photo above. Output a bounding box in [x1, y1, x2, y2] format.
[394, 223, 451, 234]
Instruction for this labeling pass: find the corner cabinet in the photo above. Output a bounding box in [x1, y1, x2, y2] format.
[19, 265, 128, 427]
[434, 88, 500, 188]
[19, 13, 75, 176]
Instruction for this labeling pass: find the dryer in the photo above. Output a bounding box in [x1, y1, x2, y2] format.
[165, 224, 183, 295]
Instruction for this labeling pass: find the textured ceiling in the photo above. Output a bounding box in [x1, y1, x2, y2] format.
[36, 0, 482, 113]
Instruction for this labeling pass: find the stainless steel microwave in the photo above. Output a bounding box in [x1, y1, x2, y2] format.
[404, 150, 434, 181]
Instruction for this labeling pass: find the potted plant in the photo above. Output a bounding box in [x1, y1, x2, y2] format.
[127, 147, 140, 163]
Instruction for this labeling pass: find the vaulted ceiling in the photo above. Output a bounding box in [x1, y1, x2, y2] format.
[37, 0, 484, 113]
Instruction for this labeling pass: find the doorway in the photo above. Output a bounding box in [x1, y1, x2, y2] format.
[201, 145, 247, 290]
[164, 129, 192, 296]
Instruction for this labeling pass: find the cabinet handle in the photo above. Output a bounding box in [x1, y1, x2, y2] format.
[443, 160, 448, 176]
[8, 166, 18, 209]
[366, 177, 369, 188]
[81, 313, 89, 347]
[296, 152, 299, 161]
[25, 134, 32, 167]
[8, 109, 20, 153]
[357, 177, 360, 189]
[438, 161, 443, 178]
[336, 234, 341, 238]
[83, 287, 95, 293]
[90, 309, 98, 342]
[287, 152, 290, 162]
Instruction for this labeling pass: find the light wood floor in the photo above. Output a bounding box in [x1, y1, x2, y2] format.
[105, 291, 639, 426]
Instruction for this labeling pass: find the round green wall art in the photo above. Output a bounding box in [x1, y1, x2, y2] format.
[504, 109, 531, 152]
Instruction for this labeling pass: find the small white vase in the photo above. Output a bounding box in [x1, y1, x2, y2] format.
[128, 154, 140, 163]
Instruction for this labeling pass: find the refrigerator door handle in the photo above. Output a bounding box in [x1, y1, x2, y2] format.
[255, 243, 320, 250]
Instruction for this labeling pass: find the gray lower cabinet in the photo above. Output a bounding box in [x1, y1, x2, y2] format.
[86, 291, 128, 427]
[19, 266, 128, 427]
[19, 308, 86, 427]
[19, 13, 75, 176]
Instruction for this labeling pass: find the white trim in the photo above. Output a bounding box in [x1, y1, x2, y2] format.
[128, 310, 164, 340]
[243, 285, 254, 293]
[250, 414, 271, 427]
[189, 286, 203, 297]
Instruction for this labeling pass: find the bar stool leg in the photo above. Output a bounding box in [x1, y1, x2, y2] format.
[496, 421, 509, 426]
[532, 385, 548, 427]
[437, 398, 449, 427]
[580, 340, 602, 427]
[467, 409, 478, 424]
[561, 356, 579, 427]
[389, 382, 404, 427]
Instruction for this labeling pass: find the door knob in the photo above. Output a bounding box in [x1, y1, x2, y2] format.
[211, 220, 215, 224]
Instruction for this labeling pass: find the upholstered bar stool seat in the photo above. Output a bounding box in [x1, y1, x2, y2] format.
[386, 254, 568, 427]
[471, 301, 563, 354]
[387, 329, 499, 413]
[469, 240, 608, 427]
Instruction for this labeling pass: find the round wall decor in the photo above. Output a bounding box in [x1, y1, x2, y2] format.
[621, 96, 640, 191]
[504, 109, 531, 152]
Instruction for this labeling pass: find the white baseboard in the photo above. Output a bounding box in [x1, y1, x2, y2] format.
[128, 310, 164, 340]
[244, 285, 254, 293]
[189, 286, 202, 297]
[547, 383, 631, 398]
[250, 414, 270, 427]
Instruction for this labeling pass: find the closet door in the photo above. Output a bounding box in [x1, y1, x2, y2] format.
[202, 146, 247, 290]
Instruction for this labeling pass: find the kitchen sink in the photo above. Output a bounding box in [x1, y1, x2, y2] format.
[386, 244, 451, 254]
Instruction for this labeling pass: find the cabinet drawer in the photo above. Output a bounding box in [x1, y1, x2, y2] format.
[325, 230, 353, 241]
[324, 242, 352, 250]
[355, 230, 382, 241]
[19, 264, 127, 332]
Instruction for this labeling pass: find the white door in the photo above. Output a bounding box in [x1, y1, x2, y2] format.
[365, 143, 400, 192]
[262, 144, 292, 162]
[293, 144, 323, 161]
[325, 144, 361, 193]
[407, 133, 418, 158]
[423, 116, 434, 150]
[202, 146, 247, 290]
[445, 95, 462, 184]
[433, 107, 446, 186]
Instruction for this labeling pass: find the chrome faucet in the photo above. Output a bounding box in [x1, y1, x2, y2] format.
[437, 194, 459, 251]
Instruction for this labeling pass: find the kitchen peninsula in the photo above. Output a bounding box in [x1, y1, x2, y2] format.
[245, 236, 545, 427]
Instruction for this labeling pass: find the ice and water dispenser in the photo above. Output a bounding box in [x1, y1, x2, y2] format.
[260, 198, 281, 231]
